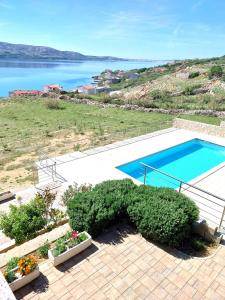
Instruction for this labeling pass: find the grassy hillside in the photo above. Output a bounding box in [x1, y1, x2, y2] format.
[0, 99, 173, 191]
[0, 98, 222, 191]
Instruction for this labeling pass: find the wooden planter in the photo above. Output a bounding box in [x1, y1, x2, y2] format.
[48, 232, 92, 267]
[9, 267, 40, 292]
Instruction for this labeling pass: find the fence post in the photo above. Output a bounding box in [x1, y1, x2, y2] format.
[219, 206, 225, 230]
[144, 167, 147, 185]
[178, 182, 182, 192]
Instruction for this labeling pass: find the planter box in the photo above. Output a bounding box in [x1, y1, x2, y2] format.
[9, 267, 40, 292]
[48, 232, 92, 267]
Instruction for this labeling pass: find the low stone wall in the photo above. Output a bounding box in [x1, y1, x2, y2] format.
[173, 118, 225, 137]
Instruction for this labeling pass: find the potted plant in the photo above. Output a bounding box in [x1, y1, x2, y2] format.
[48, 230, 92, 266]
[4, 255, 40, 292]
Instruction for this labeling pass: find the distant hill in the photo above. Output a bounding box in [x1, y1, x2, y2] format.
[0, 41, 127, 61]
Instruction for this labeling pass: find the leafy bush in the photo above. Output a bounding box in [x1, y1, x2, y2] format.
[6, 257, 20, 272]
[188, 71, 200, 79]
[150, 89, 171, 101]
[52, 238, 67, 257]
[67, 180, 199, 247]
[45, 99, 62, 110]
[208, 66, 223, 79]
[4, 270, 16, 283]
[62, 183, 92, 206]
[127, 186, 199, 246]
[67, 179, 136, 236]
[0, 198, 47, 244]
[184, 84, 202, 95]
[37, 241, 49, 258]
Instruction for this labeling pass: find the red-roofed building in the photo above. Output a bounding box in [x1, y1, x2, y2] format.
[43, 84, 63, 92]
[9, 90, 43, 97]
[77, 85, 96, 95]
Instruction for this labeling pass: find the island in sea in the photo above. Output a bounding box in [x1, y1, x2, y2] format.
[0, 41, 129, 61]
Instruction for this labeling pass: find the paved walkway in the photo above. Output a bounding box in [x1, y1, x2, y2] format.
[14, 224, 225, 300]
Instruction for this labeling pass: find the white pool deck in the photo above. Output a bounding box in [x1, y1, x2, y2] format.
[41, 127, 225, 231]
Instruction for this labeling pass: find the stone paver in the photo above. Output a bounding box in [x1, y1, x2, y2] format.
[14, 225, 225, 300]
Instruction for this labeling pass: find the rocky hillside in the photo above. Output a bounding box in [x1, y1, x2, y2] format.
[109, 56, 225, 111]
[0, 41, 126, 61]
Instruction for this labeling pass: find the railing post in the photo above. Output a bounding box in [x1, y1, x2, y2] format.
[219, 206, 225, 230]
[144, 167, 147, 185]
[178, 182, 182, 193]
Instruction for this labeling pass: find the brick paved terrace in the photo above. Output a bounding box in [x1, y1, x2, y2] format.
[14, 224, 225, 300]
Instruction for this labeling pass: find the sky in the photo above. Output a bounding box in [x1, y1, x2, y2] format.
[0, 0, 224, 60]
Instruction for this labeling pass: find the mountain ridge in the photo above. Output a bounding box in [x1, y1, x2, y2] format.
[0, 41, 128, 61]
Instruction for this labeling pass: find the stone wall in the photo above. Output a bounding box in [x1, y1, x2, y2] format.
[173, 118, 225, 137]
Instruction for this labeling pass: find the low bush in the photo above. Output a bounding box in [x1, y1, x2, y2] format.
[184, 84, 202, 95]
[67, 179, 136, 236]
[5, 257, 20, 272]
[208, 66, 223, 79]
[45, 99, 62, 110]
[67, 180, 199, 247]
[150, 89, 171, 101]
[0, 189, 64, 244]
[37, 241, 49, 258]
[0, 198, 47, 244]
[127, 186, 199, 246]
[188, 71, 200, 79]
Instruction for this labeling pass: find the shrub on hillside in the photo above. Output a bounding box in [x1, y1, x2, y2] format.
[184, 84, 202, 95]
[150, 89, 171, 101]
[188, 71, 200, 79]
[208, 66, 223, 79]
[67, 180, 199, 246]
[45, 99, 62, 109]
[0, 198, 47, 244]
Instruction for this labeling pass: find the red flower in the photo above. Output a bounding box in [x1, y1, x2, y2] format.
[71, 231, 79, 239]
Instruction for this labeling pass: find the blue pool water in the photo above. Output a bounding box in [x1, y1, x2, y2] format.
[117, 139, 225, 189]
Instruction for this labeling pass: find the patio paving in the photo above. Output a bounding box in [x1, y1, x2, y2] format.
[14, 224, 225, 300]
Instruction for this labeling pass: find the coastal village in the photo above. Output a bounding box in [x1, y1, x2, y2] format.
[8, 69, 140, 97]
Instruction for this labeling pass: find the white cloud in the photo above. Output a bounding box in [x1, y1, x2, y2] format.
[94, 10, 174, 40]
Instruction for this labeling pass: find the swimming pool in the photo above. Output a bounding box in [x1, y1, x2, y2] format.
[117, 138, 225, 189]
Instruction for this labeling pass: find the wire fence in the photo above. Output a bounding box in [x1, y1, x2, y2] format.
[142, 163, 225, 230]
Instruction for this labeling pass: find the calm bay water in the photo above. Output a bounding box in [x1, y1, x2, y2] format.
[0, 59, 167, 97]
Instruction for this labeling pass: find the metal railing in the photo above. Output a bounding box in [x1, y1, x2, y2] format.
[141, 162, 225, 231]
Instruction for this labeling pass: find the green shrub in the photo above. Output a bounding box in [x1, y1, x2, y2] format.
[0, 198, 47, 244]
[127, 185, 199, 246]
[4, 270, 16, 283]
[67, 179, 136, 236]
[208, 66, 223, 79]
[6, 257, 20, 272]
[188, 71, 200, 79]
[67, 180, 199, 247]
[62, 183, 92, 206]
[37, 241, 49, 258]
[52, 238, 67, 257]
[150, 89, 171, 100]
[184, 84, 202, 95]
[45, 99, 62, 110]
